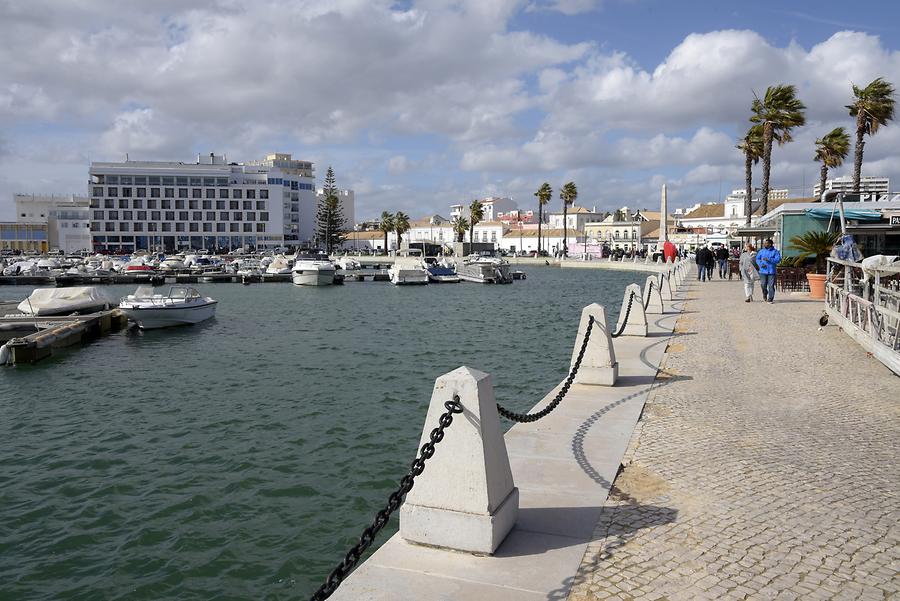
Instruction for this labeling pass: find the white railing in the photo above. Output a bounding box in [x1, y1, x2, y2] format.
[826, 258, 900, 374]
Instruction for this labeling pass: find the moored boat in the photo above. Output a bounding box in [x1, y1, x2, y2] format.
[457, 253, 513, 284]
[389, 249, 429, 285]
[119, 286, 217, 329]
[292, 251, 335, 286]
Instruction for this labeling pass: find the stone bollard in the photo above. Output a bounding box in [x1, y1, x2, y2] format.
[615, 283, 648, 336]
[400, 366, 518, 555]
[644, 255, 650, 264]
[643, 275, 664, 314]
[571, 304, 618, 386]
[656, 256, 662, 264]
[659, 272, 674, 301]
[672, 266, 682, 288]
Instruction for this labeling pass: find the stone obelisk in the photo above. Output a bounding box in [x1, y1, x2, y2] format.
[658, 183, 668, 250]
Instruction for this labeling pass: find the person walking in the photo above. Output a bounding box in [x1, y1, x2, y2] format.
[739, 243, 759, 302]
[755, 238, 782, 303]
[715, 245, 729, 278]
[695, 245, 708, 281]
[703, 244, 715, 281]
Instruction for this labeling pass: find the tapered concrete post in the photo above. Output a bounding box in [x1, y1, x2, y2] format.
[400, 367, 518, 554]
[672, 265, 682, 287]
[571, 304, 618, 386]
[660, 272, 674, 301]
[615, 283, 648, 336]
[644, 255, 650, 264]
[656, 256, 662, 264]
[644, 275, 664, 314]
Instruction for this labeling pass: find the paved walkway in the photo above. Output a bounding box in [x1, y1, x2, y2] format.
[568, 275, 900, 600]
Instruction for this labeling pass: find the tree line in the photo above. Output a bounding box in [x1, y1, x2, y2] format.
[737, 77, 895, 226]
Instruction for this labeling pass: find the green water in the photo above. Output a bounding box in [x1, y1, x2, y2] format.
[0, 266, 643, 600]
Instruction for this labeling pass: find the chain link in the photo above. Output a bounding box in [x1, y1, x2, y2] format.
[610, 290, 637, 338]
[496, 315, 595, 423]
[309, 396, 464, 601]
[643, 279, 655, 310]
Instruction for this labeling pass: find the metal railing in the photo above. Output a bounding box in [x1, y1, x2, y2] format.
[826, 258, 900, 366]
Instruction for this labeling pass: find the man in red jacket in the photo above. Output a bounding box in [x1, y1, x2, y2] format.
[663, 237, 677, 263]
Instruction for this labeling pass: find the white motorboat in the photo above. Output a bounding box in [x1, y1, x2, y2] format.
[389, 249, 429, 285]
[292, 251, 335, 286]
[457, 253, 513, 284]
[3, 260, 39, 276]
[119, 286, 217, 329]
[159, 258, 186, 272]
[17, 286, 119, 316]
[336, 256, 361, 271]
[265, 256, 292, 274]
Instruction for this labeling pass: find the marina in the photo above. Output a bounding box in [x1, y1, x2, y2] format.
[0, 266, 645, 599]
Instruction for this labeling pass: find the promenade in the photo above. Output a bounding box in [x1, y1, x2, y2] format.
[568, 274, 900, 600]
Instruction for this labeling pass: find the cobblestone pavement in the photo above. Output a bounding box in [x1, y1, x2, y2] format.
[568, 275, 900, 601]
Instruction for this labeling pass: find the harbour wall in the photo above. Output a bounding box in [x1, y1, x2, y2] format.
[313, 260, 690, 600]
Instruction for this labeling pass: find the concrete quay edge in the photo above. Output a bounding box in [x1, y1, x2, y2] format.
[327, 264, 691, 600]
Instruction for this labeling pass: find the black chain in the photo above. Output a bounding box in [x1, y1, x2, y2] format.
[643, 279, 657, 310]
[610, 290, 637, 338]
[309, 396, 464, 601]
[496, 315, 595, 423]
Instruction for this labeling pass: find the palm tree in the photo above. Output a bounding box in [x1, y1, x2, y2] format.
[468, 199, 484, 246]
[814, 127, 851, 200]
[750, 84, 806, 216]
[394, 211, 410, 249]
[736, 125, 764, 226]
[559, 181, 577, 257]
[788, 230, 841, 273]
[534, 182, 552, 256]
[846, 77, 895, 193]
[378, 211, 394, 255]
[451, 216, 469, 242]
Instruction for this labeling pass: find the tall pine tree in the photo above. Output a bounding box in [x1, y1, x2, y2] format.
[315, 166, 346, 253]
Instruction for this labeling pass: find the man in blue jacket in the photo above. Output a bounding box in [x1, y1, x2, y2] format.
[755, 238, 781, 303]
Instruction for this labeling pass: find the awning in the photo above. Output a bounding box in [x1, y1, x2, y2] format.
[805, 207, 882, 221]
[734, 226, 778, 236]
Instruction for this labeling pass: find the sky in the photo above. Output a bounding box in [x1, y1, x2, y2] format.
[3, 0, 900, 222]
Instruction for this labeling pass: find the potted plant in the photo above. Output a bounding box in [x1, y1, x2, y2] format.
[788, 230, 841, 299]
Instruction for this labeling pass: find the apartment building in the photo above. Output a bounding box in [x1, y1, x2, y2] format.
[88, 152, 316, 253]
[813, 176, 890, 198]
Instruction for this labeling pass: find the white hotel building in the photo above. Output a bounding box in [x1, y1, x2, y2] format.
[88, 152, 317, 253]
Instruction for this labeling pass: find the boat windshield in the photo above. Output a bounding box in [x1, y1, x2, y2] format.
[132, 286, 155, 298]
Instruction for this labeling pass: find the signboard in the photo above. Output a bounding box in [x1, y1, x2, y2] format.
[890, 215, 900, 226]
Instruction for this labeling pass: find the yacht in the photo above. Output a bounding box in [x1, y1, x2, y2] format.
[119, 286, 217, 329]
[292, 251, 336, 286]
[389, 249, 429, 285]
[457, 253, 513, 284]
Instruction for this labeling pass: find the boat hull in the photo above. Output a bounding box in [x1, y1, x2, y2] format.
[120, 301, 217, 329]
[389, 269, 429, 285]
[292, 270, 335, 286]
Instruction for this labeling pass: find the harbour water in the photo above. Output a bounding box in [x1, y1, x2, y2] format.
[0, 266, 643, 600]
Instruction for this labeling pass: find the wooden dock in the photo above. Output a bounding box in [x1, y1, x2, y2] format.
[0, 309, 128, 365]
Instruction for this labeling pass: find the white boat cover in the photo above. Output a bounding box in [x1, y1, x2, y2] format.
[18, 287, 119, 316]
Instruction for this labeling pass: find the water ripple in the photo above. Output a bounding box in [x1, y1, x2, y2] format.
[0, 267, 641, 599]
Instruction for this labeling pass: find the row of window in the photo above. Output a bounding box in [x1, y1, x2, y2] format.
[92, 222, 266, 233]
[93, 211, 270, 222]
[265, 177, 314, 190]
[91, 199, 267, 211]
[92, 187, 269, 200]
[98, 175, 230, 187]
